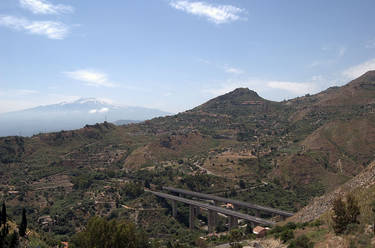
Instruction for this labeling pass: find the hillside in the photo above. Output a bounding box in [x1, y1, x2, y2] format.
[290, 160, 375, 223]
[0, 71, 374, 246]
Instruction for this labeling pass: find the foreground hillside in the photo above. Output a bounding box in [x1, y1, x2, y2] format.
[263, 160, 375, 248]
[0, 71, 374, 246]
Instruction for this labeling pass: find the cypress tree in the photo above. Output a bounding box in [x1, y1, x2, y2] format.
[1, 202, 6, 225]
[19, 208, 27, 237]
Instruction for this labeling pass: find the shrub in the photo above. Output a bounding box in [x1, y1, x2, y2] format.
[280, 229, 294, 243]
[332, 194, 360, 234]
[121, 182, 144, 200]
[72, 217, 150, 248]
[288, 235, 314, 248]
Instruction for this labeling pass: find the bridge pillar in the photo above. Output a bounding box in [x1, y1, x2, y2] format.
[172, 200, 177, 218]
[228, 216, 233, 231]
[195, 206, 200, 216]
[189, 205, 195, 229]
[233, 216, 238, 228]
[255, 210, 260, 218]
[213, 200, 220, 225]
[208, 210, 215, 233]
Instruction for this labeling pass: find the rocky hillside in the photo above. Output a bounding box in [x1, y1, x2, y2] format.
[290, 160, 375, 223]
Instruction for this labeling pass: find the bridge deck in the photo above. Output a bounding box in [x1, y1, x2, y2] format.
[148, 190, 275, 226]
[163, 186, 293, 217]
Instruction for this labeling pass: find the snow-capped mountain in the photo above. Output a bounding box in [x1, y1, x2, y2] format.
[0, 98, 170, 137]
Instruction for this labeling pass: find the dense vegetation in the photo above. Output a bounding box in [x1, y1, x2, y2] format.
[72, 217, 150, 248]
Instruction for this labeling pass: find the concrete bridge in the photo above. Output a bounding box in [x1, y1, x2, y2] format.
[163, 186, 294, 218]
[148, 190, 275, 232]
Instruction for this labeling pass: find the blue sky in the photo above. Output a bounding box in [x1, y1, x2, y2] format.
[1, 0, 375, 113]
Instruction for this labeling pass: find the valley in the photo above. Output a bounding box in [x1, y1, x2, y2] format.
[0, 71, 375, 247]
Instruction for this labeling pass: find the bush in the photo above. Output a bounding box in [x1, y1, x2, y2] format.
[230, 243, 243, 248]
[280, 229, 294, 243]
[285, 222, 297, 230]
[288, 235, 314, 248]
[121, 182, 144, 200]
[229, 229, 242, 243]
[72, 217, 150, 248]
[332, 194, 360, 234]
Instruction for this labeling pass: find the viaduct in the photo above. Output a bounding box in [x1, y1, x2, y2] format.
[148, 187, 294, 233]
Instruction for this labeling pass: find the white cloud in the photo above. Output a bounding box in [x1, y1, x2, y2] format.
[342, 58, 375, 80]
[224, 66, 244, 74]
[98, 107, 109, 113]
[88, 108, 109, 114]
[20, 0, 73, 15]
[267, 81, 317, 95]
[169, 0, 245, 24]
[0, 15, 69, 39]
[64, 70, 117, 87]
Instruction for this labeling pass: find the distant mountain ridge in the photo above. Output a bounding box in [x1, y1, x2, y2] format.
[0, 98, 170, 136]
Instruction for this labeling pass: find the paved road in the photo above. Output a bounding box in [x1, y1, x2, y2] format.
[163, 186, 294, 217]
[148, 190, 275, 226]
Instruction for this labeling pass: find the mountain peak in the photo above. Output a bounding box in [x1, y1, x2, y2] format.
[193, 87, 268, 114]
[225, 88, 261, 99]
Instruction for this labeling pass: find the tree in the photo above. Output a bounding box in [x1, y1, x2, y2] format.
[72, 216, 150, 248]
[229, 228, 243, 248]
[0, 222, 9, 247]
[19, 208, 27, 237]
[332, 194, 360, 234]
[280, 229, 294, 243]
[1, 202, 6, 225]
[144, 180, 150, 189]
[229, 229, 242, 243]
[245, 223, 253, 234]
[346, 194, 360, 224]
[332, 197, 348, 234]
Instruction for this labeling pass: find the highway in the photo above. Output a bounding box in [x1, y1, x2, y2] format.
[163, 186, 294, 217]
[148, 190, 275, 226]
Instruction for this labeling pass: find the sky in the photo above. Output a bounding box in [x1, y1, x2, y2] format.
[1, 0, 375, 114]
